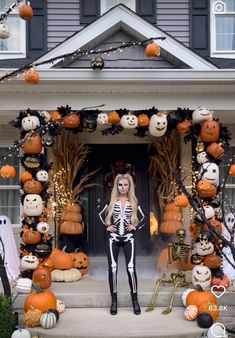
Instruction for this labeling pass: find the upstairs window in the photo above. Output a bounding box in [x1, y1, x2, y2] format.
[101, 0, 135, 14]
[0, 0, 26, 59]
[211, 0, 235, 57]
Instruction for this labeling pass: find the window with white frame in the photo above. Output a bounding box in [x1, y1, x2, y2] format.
[0, 143, 21, 226]
[211, 0, 235, 57]
[220, 144, 235, 210]
[0, 0, 26, 59]
[100, 0, 135, 14]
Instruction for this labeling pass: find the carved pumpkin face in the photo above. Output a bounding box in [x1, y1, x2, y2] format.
[0, 165, 16, 178]
[149, 112, 167, 137]
[71, 252, 89, 275]
[200, 162, 219, 187]
[192, 107, 213, 124]
[97, 112, 108, 125]
[195, 241, 214, 256]
[21, 254, 39, 270]
[120, 113, 138, 129]
[36, 170, 49, 182]
[192, 265, 212, 289]
[200, 120, 220, 143]
[22, 115, 40, 131]
[36, 221, 50, 234]
[24, 179, 43, 194]
[196, 152, 209, 164]
[23, 194, 43, 216]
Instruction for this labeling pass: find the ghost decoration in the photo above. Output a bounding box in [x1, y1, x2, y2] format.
[222, 246, 235, 280]
[196, 152, 209, 164]
[39, 111, 51, 123]
[199, 162, 219, 187]
[97, 112, 108, 125]
[0, 23, 10, 39]
[0, 216, 20, 280]
[23, 194, 43, 216]
[36, 170, 49, 182]
[196, 205, 215, 221]
[120, 113, 138, 129]
[149, 112, 167, 137]
[21, 115, 40, 131]
[192, 107, 213, 124]
[21, 254, 39, 270]
[195, 241, 214, 256]
[192, 265, 211, 290]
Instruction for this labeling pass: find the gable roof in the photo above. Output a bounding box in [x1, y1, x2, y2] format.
[36, 4, 217, 71]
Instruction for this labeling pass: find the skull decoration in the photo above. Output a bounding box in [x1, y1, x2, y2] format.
[195, 241, 214, 256]
[199, 162, 219, 187]
[224, 212, 235, 239]
[197, 205, 215, 220]
[23, 194, 43, 216]
[120, 113, 138, 129]
[36, 222, 50, 234]
[149, 112, 167, 137]
[21, 254, 39, 270]
[21, 115, 40, 131]
[192, 265, 211, 289]
[36, 170, 49, 182]
[192, 107, 213, 124]
[176, 228, 186, 244]
[0, 23, 10, 39]
[196, 152, 209, 164]
[39, 111, 51, 122]
[97, 112, 108, 125]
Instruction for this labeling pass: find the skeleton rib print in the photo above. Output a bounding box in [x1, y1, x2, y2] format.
[113, 200, 132, 235]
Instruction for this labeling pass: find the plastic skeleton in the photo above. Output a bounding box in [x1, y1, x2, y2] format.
[146, 229, 191, 314]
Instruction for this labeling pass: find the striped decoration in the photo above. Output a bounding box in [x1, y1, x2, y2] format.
[40, 311, 57, 329]
[184, 305, 198, 321]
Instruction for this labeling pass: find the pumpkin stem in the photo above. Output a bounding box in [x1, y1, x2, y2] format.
[32, 283, 44, 293]
[195, 284, 204, 292]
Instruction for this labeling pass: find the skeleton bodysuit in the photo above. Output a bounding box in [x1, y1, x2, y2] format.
[99, 200, 146, 294]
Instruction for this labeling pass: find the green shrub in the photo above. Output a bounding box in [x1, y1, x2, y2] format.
[0, 293, 17, 338]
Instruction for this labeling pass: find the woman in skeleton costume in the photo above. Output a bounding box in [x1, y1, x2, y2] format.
[98, 173, 146, 315]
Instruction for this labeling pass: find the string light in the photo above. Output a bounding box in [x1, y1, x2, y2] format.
[0, 0, 23, 22]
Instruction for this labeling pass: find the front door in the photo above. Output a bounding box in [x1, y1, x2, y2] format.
[82, 144, 153, 256]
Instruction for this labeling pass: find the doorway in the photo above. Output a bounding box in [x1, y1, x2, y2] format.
[81, 144, 153, 256]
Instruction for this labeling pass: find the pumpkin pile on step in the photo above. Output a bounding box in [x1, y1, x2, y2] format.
[160, 202, 183, 234]
[60, 204, 84, 235]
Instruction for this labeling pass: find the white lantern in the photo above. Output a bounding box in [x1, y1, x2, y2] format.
[199, 162, 219, 187]
[0, 23, 10, 39]
[192, 106, 213, 124]
[196, 151, 209, 164]
[120, 113, 138, 129]
[36, 169, 49, 182]
[97, 112, 108, 125]
[21, 115, 40, 131]
[21, 254, 39, 270]
[36, 221, 49, 233]
[23, 194, 43, 216]
[149, 112, 167, 137]
[15, 278, 32, 293]
[192, 265, 211, 290]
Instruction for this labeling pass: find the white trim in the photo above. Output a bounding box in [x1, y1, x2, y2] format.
[35, 5, 216, 70]
[100, 0, 135, 14]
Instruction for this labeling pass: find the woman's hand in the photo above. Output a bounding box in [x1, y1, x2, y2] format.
[107, 225, 117, 232]
[126, 224, 136, 232]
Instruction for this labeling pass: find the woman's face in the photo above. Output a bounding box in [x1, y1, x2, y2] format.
[117, 178, 130, 195]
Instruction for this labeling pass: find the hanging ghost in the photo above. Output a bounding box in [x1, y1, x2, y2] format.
[192, 107, 213, 124]
[149, 112, 168, 137]
[0, 216, 20, 280]
[222, 212, 235, 280]
[199, 162, 219, 187]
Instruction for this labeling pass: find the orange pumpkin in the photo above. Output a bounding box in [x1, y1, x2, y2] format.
[23, 134, 42, 154]
[156, 247, 178, 273]
[174, 194, 189, 208]
[203, 253, 222, 269]
[160, 221, 182, 234]
[206, 142, 224, 159]
[200, 120, 220, 143]
[22, 228, 41, 245]
[160, 203, 182, 234]
[163, 210, 182, 222]
[50, 111, 62, 121]
[19, 4, 33, 20]
[197, 180, 217, 198]
[70, 252, 89, 275]
[0, 165, 16, 178]
[65, 204, 81, 213]
[145, 43, 160, 57]
[24, 286, 57, 313]
[52, 249, 73, 270]
[63, 212, 82, 223]
[63, 114, 80, 128]
[25, 69, 40, 84]
[32, 267, 52, 289]
[198, 302, 219, 322]
[164, 203, 180, 212]
[108, 111, 120, 125]
[229, 164, 235, 177]
[138, 114, 149, 127]
[40, 257, 54, 272]
[24, 179, 43, 194]
[176, 120, 193, 134]
[186, 289, 217, 308]
[20, 171, 33, 183]
[60, 221, 84, 235]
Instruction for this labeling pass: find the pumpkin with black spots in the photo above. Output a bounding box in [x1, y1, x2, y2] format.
[71, 252, 89, 275]
[25, 69, 39, 84]
[0, 165, 16, 178]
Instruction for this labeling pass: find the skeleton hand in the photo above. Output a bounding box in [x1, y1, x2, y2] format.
[126, 224, 136, 232]
[107, 225, 117, 232]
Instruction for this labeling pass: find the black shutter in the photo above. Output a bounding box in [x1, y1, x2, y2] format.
[136, 0, 156, 24]
[80, 0, 100, 25]
[190, 0, 210, 57]
[27, 0, 47, 59]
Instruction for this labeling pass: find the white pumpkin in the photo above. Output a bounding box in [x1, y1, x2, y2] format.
[57, 299, 66, 313]
[51, 268, 81, 282]
[36, 221, 50, 234]
[149, 112, 167, 137]
[197, 205, 215, 221]
[120, 113, 138, 129]
[40, 311, 57, 329]
[23, 194, 43, 216]
[192, 265, 211, 290]
[97, 112, 108, 125]
[36, 170, 49, 182]
[199, 162, 219, 186]
[181, 288, 194, 306]
[11, 328, 31, 338]
[0, 23, 10, 39]
[196, 151, 209, 164]
[15, 277, 32, 293]
[192, 106, 213, 124]
[40, 110, 51, 122]
[195, 241, 214, 256]
[21, 115, 40, 131]
[21, 254, 39, 270]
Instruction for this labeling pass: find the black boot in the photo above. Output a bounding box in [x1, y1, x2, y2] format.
[131, 293, 141, 315]
[110, 293, 117, 315]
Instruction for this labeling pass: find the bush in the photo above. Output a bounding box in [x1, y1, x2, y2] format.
[0, 293, 17, 338]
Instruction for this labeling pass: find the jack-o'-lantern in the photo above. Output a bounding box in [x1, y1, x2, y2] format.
[23, 194, 43, 216]
[41, 133, 55, 147]
[195, 241, 214, 256]
[23, 179, 43, 194]
[70, 251, 90, 275]
[90, 56, 105, 70]
[229, 164, 235, 177]
[174, 194, 189, 207]
[36, 221, 50, 234]
[22, 228, 41, 245]
[81, 115, 97, 133]
[197, 180, 217, 198]
[36, 169, 49, 182]
[108, 111, 120, 125]
[145, 42, 160, 57]
[196, 205, 215, 221]
[23, 134, 42, 154]
[25, 69, 40, 84]
[192, 107, 213, 124]
[97, 112, 108, 125]
[196, 151, 209, 164]
[192, 265, 212, 289]
[32, 267, 52, 289]
[20, 171, 33, 183]
[206, 142, 224, 159]
[21, 254, 39, 270]
[199, 162, 219, 187]
[138, 114, 150, 127]
[63, 114, 80, 128]
[200, 120, 220, 143]
[22, 115, 40, 131]
[120, 113, 138, 129]
[149, 112, 167, 137]
[176, 120, 192, 134]
[0, 165, 16, 178]
[19, 4, 33, 20]
[0, 23, 10, 39]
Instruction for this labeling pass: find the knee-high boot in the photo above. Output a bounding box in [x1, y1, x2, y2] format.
[131, 293, 141, 315]
[110, 293, 117, 315]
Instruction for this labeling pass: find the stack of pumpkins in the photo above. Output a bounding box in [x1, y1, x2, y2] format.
[60, 204, 84, 235]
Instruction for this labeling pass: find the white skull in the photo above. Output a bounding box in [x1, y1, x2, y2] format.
[192, 265, 211, 290]
[36, 170, 49, 182]
[120, 113, 138, 129]
[196, 152, 209, 164]
[40, 111, 51, 122]
[197, 205, 215, 220]
[36, 222, 49, 234]
[192, 107, 213, 124]
[195, 241, 214, 256]
[22, 115, 40, 131]
[149, 112, 167, 137]
[0, 23, 10, 39]
[199, 162, 219, 187]
[23, 194, 43, 216]
[97, 112, 108, 125]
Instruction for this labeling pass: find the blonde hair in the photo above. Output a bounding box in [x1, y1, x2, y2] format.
[105, 173, 139, 226]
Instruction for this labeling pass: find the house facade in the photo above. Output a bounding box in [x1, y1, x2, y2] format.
[0, 0, 235, 255]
